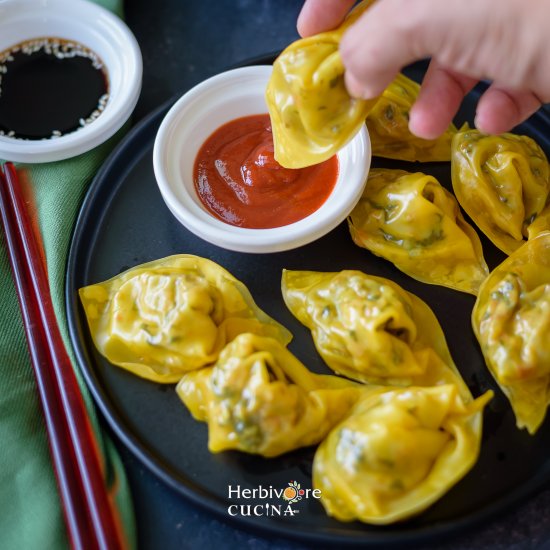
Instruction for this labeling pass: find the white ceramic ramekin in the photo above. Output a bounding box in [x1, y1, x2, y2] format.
[0, 0, 142, 163]
[153, 65, 371, 254]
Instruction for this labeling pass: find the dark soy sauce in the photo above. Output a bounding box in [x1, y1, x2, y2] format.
[0, 37, 109, 140]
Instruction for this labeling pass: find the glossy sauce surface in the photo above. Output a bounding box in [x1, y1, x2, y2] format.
[193, 114, 338, 228]
[0, 37, 108, 140]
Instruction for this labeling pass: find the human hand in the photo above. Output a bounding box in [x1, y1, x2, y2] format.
[297, 0, 550, 139]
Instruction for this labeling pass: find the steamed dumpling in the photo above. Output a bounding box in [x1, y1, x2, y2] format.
[348, 168, 489, 294]
[472, 232, 550, 433]
[177, 333, 361, 457]
[451, 129, 550, 254]
[313, 384, 492, 524]
[528, 203, 550, 240]
[367, 73, 457, 162]
[265, 0, 378, 168]
[79, 255, 291, 382]
[282, 269, 472, 398]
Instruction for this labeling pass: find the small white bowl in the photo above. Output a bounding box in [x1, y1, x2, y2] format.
[153, 65, 371, 254]
[0, 0, 142, 163]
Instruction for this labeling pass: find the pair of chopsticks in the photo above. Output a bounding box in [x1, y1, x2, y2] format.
[0, 163, 126, 550]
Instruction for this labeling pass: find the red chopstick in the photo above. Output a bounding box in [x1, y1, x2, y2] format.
[0, 162, 126, 550]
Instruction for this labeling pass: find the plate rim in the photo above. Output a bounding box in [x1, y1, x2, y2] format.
[65, 55, 550, 546]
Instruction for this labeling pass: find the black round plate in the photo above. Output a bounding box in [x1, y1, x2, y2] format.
[66, 57, 550, 546]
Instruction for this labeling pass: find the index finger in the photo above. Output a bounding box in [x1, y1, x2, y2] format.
[340, 0, 458, 98]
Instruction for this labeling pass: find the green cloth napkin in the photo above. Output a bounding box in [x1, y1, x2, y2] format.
[0, 1, 136, 548]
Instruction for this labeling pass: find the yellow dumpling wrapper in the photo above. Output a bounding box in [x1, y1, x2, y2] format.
[451, 129, 550, 255]
[348, 168, 489, 295]
[313, 384, 492, 524]
[367, 73, 457, 162]
[528, 203, 550, 240]
[282, 269, 471, 398]
[176, 333, 362, 457]
[79, 255, 292, 383]
[265, 0, 378, 168]
[472, 232, 550, 434]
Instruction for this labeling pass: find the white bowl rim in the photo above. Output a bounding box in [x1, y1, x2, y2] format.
[0, 0, 142, 163]
[153, 65, 371, 254]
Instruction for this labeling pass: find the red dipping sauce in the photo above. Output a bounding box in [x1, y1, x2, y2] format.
[193, 114, 339, 229]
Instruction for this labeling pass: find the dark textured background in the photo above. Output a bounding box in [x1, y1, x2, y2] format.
[115, 1, 550, 548]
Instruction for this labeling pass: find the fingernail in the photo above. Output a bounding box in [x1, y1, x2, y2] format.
[473, 115, 489, 135]
[296, 7, 308, 37]
[473, 115, 482, 130]
[408, 110, 442, 140]
[408, 119, 431, 140]
[344, 72, 378, 100]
